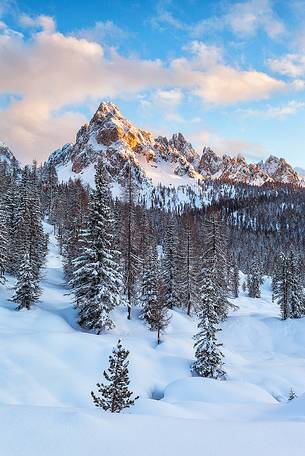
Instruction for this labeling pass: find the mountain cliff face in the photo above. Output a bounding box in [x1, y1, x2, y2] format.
[0, 142, 19, 172]
[47, 102, 305, 190]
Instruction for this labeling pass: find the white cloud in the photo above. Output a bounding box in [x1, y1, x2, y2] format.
[0, 20, 287, 161]
[171, 41, 285, 104]
[154, 89, 182, 106]
[191, 129, 267, 162]
[225, 0, 285, 39]
[76, 20, 130, 46]
[238, 100, 305, 118]
[151, 0, 285, 40]
[268, 53, 305, 77]
[19, 14, 56, 33]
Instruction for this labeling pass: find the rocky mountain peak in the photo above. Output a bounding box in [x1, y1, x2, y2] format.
[47, 101, 305, 190]
[0, 142, 19, 171]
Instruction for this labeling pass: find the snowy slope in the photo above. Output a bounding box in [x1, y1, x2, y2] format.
[1, 226, 305, 454]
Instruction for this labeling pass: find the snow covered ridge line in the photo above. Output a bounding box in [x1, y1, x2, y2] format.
[43, 101, 305, 194]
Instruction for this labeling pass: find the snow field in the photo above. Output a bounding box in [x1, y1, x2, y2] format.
[0, 224, 305, 454]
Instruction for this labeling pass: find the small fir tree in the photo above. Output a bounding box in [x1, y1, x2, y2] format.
[91, 340, 138, 413]
[288, 388, 297, 401]
[192, 271, 226, 379]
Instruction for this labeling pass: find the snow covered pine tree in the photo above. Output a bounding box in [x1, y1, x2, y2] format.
[247, 259, 263, 299]
[192, 270, 226, 379]
[11, 252, 41, 310]
[0, 202, 7, 283]
[272, 251, 304, 320]
[162, 217, 180, 309]
[91, 340, 138, 412]
[202, 209, 234, 321]
[141, 247, 170, 344]
[71, 161, 124, 333]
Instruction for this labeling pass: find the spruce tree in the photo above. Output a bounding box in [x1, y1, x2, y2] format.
[202, 210, 234, 320]
[91, 340, 138, 412]
[177, 212, 200, 315]
[13, 166, 47, 277]
[141, 247, 170, 344]
[242, 281, 247, 293]
[121, 164, 141, 320]
[288, 388, 297, 401]
[0, 202, 8, 283]
[273, 251, 304, 320]
[247, 259, 263, 298]
[192, 270, 226, 379]
[162, 217, 180, 309]
[227, 253, 240, 298]
[71, 161, 124, 333]
[11, 253, 41, 310]
[287, 250, 304, 319]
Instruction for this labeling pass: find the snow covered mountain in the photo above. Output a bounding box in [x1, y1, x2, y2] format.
[47, 102, 305, 191]
[0, 141, 19, 170]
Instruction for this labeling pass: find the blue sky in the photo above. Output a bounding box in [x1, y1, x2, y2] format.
[1, 0, 305, 166]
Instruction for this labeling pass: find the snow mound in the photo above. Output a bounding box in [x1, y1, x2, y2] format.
[163, 377, 277, 404]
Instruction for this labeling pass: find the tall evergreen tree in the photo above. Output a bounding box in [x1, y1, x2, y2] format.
[0, 202, 8, 283]
[273, 251, 304, 319]
[11, 253, 41, 310]
[192, 270, 226, 379]
[141, 247, 170, 344]
[162, 217, 180, 309]
[71, 161, 124, 333]
[177, 212, 200, 315]
[202, 210, 234, 321]
[227, 253, 240, 299]
[247, 259, 263, 299]
[91, 340, 138, 412]
[13, 166, 47, 277]
[121, 164, 141, 320]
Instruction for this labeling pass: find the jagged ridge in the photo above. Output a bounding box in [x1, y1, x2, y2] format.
[45, 101, 305, 189]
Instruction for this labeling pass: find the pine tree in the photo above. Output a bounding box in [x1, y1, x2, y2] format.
[288, 388, 297, 401]
[247, 259, 263, 298]
[91, 340, 138, 412]
[141, 247, 170, 344]
[227, 253, 240, 298]
[192, 270, 226, 379]
[0, 202, 8, 283]
[287, 250, 304, 319]
[121, 164, 141, 320]
[201, 210, 234, 321]
[71, 161, 124, 333]
[177, 212, 200, 315]
[13, 166, 47, 277]
[273, 251, 304, 320]
[6, 171, 21, 274]
[242, 281, 247, 293]
[11, 253, 41, 310]
[162, 217, 180, 309]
